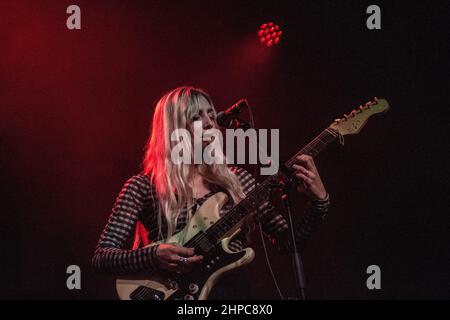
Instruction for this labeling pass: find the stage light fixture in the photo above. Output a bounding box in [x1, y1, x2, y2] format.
[257, 22, 282, 47]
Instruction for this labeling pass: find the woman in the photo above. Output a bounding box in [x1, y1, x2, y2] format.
[92, 86, 330, 299]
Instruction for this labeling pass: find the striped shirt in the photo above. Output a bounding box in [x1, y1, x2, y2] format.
[92, 167, 330, 273]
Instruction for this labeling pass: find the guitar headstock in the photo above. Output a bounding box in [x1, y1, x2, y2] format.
[329, 98, 389, 135]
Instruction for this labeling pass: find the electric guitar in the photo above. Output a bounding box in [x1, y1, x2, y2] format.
[116, 98, 390, 300]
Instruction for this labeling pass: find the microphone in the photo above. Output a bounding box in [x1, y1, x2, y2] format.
[216, 99, 248, 128]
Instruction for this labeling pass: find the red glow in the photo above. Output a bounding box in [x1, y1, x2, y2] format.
[257, 21, 283, 47]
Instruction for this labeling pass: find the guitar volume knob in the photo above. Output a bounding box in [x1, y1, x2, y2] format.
[168, 280, 179, 290]
[189, 283, 199, 294]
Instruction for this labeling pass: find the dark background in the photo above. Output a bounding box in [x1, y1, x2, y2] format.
[1, 0, 448, 299]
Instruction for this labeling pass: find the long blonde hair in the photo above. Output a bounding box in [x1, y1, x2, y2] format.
[142, 87, 245, 239]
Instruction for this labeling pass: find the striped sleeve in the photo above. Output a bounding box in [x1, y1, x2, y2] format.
[92, 175, 159, 273]
[231, 167, 330, 252]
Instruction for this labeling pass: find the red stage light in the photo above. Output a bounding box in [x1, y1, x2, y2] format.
[257, 22, 282, 47]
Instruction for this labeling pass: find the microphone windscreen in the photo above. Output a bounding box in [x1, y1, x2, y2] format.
[216, 111, 232, 127]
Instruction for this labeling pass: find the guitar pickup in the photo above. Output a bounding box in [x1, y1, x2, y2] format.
[129, 286, 165, 300]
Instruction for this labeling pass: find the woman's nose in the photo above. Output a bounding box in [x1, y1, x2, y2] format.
[202, 115, 213, 130]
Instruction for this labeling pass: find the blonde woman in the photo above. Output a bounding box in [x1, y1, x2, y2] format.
[92, 86, 330, 299]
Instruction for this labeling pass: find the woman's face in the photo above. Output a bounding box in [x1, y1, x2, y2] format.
[187, 96, 217, 146]
[186, 96, 217, 153]
[188, 95, 216, 130]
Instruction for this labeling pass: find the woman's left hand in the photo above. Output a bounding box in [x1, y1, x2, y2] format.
[292, 154, 328, 200]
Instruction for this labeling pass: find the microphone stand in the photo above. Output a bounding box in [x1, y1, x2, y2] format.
[278, 182, 307, 300]
[227, 114, 307, 300]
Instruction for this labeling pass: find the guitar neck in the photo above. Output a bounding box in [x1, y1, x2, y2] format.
[201, 127, 339, 245]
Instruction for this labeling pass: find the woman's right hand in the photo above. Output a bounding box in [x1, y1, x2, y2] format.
[155, 243, 203, 274]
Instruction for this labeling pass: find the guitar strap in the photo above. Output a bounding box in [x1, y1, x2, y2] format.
[132, 220, 150, 249]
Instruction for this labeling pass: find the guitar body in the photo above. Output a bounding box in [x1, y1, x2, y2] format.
[116, 192, 255, 300]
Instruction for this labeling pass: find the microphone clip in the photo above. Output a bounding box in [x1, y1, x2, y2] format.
[228, 117, 252, 130]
